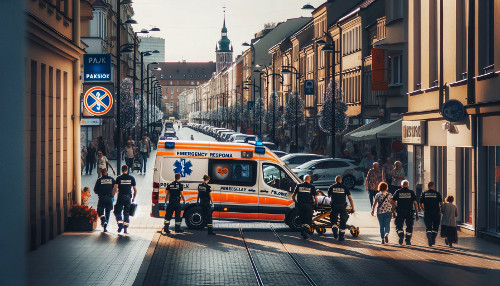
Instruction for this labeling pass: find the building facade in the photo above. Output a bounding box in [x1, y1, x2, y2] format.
[153, 61, 216, 116]
[404, 0, 500, 238]
[138, 35, 165, 64]
[25, 0, 91, 250]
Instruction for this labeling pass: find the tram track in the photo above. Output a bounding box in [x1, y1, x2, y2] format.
[238, 224, 318, 286]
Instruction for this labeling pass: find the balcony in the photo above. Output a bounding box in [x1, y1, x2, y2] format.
[374, 17, 386, 44]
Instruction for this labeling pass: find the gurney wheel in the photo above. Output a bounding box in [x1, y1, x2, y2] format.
[316, 227, 326, 235]
[350, 227, 360, 237]
[307, 226, 314, 235]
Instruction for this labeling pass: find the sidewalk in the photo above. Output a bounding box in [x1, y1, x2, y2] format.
[27, 150, 162, 286]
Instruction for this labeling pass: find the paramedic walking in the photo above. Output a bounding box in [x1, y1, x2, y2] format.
[113, 165, 137, 234]
[94, 168, 116, 232]
[163, 173, 186, 234]
[328, 176, 355, 241]
[197, 175, 216, 235]
[292, 175, 318, 240]
[392, 180, 419, 245]
[420, 181, 444, 246]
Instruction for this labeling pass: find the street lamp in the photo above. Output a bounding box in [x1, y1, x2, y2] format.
[254, 65, 283, 143]
[133, 27, 160, 129]
[146, 64, 160, 134]
[116, 0, 137, 174]
[281, 66, 301, 145]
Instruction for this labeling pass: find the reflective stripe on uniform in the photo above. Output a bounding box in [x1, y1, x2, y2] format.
[124, 222, 129, 226]
[117, 221, 123, 224]
[175, 222, 181, 225]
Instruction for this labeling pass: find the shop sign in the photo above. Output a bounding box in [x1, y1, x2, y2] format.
[83, 54, 111, 82]
[442, 100, 465, 122]
[80, 118, 102, 126]
[402, 121, 425, 144]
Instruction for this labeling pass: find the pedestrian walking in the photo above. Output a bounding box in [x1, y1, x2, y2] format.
[390, 161, 405, 194]
[113, 165, 137, 234]
[365, 162, 383, 207]
[139, 136, 150, 175]
[81, 187, 91, 206]
[289, 141, 298, 153]
[94, 168, 116, 232]
[96, 151, 116, 178]
[441, 195, 458, 247]
[392, 180, 419, 245]
[162, 173, 186, 234]
[360, 152, 374, 174]
[328, 176, 355, 241]
[382, 157, 393, 185]
[420, 181, 444, 246]
[123, 141, 136, 173]
[85, 142, 97, 175]
[298, 138, 304, 152]
[371, 182, 395, 244]
[292, 175, 318, 239]
[97, 136, 106, 156]
[197, 175, 216, 235]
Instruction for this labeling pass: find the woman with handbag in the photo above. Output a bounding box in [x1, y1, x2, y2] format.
[371, 182, 395, 244]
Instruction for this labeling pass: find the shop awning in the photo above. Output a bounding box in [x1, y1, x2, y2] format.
[345, 119, 402, 141]
[344, 119, 381, 139]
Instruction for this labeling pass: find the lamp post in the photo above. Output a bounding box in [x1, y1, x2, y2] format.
[139, 50, 159, 137]
[116, 0, 137, 174]
[254, 65, 282, 143]
[146, 62, 159, 135]
[281, 66, 300, 145]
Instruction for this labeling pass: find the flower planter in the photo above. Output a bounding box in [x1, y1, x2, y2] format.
[67, 217, 97, 231]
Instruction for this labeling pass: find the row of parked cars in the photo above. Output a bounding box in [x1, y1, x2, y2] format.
[187, 123, 288, 157]
[187, 123, 364, 189]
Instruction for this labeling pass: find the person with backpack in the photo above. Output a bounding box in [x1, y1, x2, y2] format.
[371, 182, 395, 244]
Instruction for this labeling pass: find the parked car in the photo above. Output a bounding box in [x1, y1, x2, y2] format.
[281, 153, 327, 169]
[273, 151, 288, 158]
[229, 133, 248, 142]
[291, 158, 364, 189]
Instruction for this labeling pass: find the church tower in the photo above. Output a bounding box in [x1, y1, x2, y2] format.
[215, 13, 233, 73]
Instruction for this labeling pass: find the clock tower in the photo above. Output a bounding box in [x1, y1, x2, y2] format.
[215, 14, 233, 73]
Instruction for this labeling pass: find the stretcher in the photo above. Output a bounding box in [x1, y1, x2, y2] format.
[308, 204, 360, 237]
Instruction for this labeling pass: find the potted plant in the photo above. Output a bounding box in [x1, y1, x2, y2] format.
[67, 204, 98, 231]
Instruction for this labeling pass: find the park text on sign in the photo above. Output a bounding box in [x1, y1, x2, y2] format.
[84, 54, 111, 82]
[402, 121, 426, 145]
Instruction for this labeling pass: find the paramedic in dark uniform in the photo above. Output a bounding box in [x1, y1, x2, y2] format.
[197, 174, 215, 235]
[392, 180, 419, 245]
[93, 168, 116, 232]
[113, 165, 137, 234]
[163, 173, 186, 234]
[420, 181, 444, 246]
[292, 175, 318, 239]
[328, 176, 355, 241]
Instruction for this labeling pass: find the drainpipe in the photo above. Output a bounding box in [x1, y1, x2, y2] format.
[73, 0, 81, 205]
[439, 0, 444, 112]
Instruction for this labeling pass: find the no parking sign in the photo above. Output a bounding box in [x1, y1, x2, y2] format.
[82, 83, 114, 117]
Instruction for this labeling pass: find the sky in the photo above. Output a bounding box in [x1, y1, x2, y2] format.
[132, 0, 326, 62]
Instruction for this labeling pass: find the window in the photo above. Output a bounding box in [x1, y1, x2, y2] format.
[479, 0, 495, 73]
[171, 95, 173, 99]
[390, 54, 403, 84]
[177, 88, 180, 92]
[429, 0, 438, 86]
[457, 0, 467, 80]
[209, 159, 257, 186]
[413, 0, 421, 89]
[262, 164, 296, 191]
[486, 146, 500, 233]
[170, 81, 173, 85]
[197, 81, 200, 85]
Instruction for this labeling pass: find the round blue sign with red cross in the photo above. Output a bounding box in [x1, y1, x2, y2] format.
[84, 86, 113, 116]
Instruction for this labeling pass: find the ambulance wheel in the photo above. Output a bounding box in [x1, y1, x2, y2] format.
[343, 175, 356, 189]
[316, 227, 326, 235]
[184, 207, 205, 230]
[286, 209, 301, 231]
[350, 227, 360, 237]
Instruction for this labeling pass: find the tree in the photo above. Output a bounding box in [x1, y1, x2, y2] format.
[119, 78, 135, 129]
[283, 92, 305, 128]
[319, 81, 348, 135]
[265, 92, 283, 134]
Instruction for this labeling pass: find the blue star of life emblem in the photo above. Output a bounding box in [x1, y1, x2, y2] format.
[173, 158, 193, 177]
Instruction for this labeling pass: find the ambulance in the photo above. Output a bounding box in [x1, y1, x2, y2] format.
[151, 140, 304, 230]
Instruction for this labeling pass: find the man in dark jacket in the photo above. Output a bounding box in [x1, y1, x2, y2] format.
[94, 168, 116, 232]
